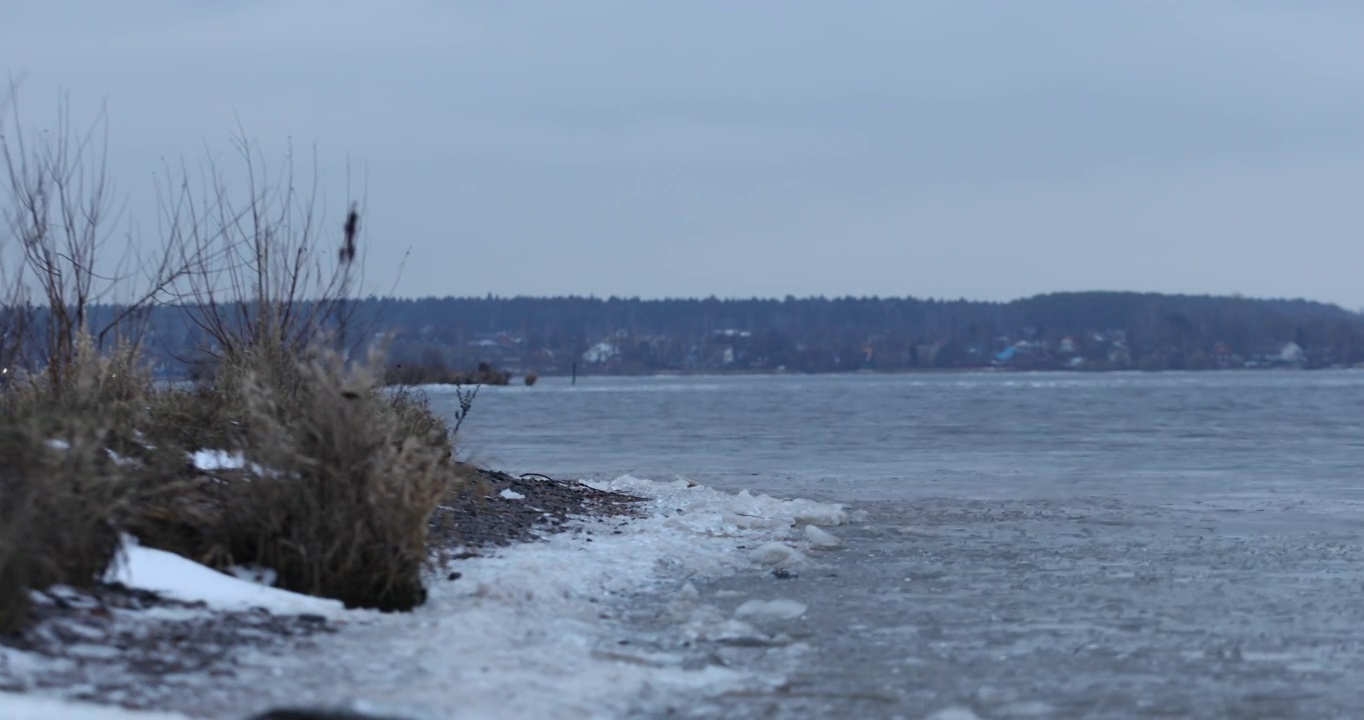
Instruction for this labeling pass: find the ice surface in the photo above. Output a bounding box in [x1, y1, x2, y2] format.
[498, 488, 526, 500]
[0, 692, 190, 719]
[7, 476, 844, 719]
[104, 536, 344, 616]
[203, 475, 845, 719]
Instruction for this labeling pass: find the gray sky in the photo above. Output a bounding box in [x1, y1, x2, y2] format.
[5, 1, 1364, 308]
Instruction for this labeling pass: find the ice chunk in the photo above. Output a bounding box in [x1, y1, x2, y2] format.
[749, 542, 805, 566]
[675, 582, 700, 603]
[789, 502, 848, 527]
[499, 488, 526, 500]
[734, 599, 807, 622]
[104, 536, 343, 616]
[665, 582, 705, 619]
[804, 525, 843, 548]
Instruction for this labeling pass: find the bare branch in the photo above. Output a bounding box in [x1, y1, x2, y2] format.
[159, 128, 366, 366]
[1, 82, 194, 388]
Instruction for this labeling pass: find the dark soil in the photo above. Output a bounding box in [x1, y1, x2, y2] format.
[428, 466, 645, 555]
[0, 583, 336, 711]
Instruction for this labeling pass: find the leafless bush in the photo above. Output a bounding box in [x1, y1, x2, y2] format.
[158, 128, 367, 362]
[1, 81, 190, 390]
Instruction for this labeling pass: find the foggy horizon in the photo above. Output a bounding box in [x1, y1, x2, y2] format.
[5, 2, 1364, 310]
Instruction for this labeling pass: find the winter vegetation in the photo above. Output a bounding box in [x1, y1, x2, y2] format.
[0, 86, 467, 634]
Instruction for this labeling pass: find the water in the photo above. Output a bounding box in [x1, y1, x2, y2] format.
[432, 371, 1364, 718]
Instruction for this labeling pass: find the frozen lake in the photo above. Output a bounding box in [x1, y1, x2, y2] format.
[445, 371, 1364, 718]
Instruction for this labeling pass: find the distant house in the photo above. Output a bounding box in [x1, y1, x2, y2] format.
[1278, 342, 1306, 367]
[582, 342, 621, 365]
[713, 329, 751, 339]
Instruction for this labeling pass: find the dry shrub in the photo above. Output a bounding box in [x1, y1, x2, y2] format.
[186, 348, 454, 611]
[0, 336, 464, 624]
[385, 385, 454, 454]
[0, 335, 179, 632]
[0, 419, 125, 632]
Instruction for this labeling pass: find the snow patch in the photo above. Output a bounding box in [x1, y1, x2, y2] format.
[190, 449, 245, 470]
[227, 564, 279, 587]
[190, 449, 276, 476]
[104, 448, 135, 466]
[498, 488, 526, 500]
[104, 536, 343, 617]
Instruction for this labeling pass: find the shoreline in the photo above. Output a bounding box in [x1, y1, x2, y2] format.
[0, 474, 850, 720]
[0, 472, 646, 719]
[461, 365, 1364, 384]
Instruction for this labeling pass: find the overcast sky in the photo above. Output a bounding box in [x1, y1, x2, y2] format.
[4, 1, 1364, 308]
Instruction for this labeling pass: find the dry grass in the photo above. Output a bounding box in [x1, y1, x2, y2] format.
[0, 334, 464, 630]
[1, 93, 463, 627]
[0, 336, 183, 632]
[0, 418, 125, 633]
[187, 348, 454, 611]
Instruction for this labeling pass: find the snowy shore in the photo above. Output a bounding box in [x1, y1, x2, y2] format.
[0, 476, 848, 719]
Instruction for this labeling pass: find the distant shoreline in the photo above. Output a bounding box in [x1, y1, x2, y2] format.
[509, 365, 1363, 381]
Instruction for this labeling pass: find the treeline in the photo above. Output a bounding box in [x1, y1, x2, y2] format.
[82, 291, 1364, 376]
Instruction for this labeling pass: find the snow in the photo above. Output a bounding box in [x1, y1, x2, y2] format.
[0, 692, 190, 720]
[227, 564, 279, 587]
[210, 475, 846, 718]
[190, 449, 245, 471]
[9, 476, 846, 719]
[498, 488, 526, 500]
[190, 449, 275, 476]
[103, 536, 344, 617]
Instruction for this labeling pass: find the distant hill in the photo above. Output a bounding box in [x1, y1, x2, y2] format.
[94, 291, 1362, 376]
